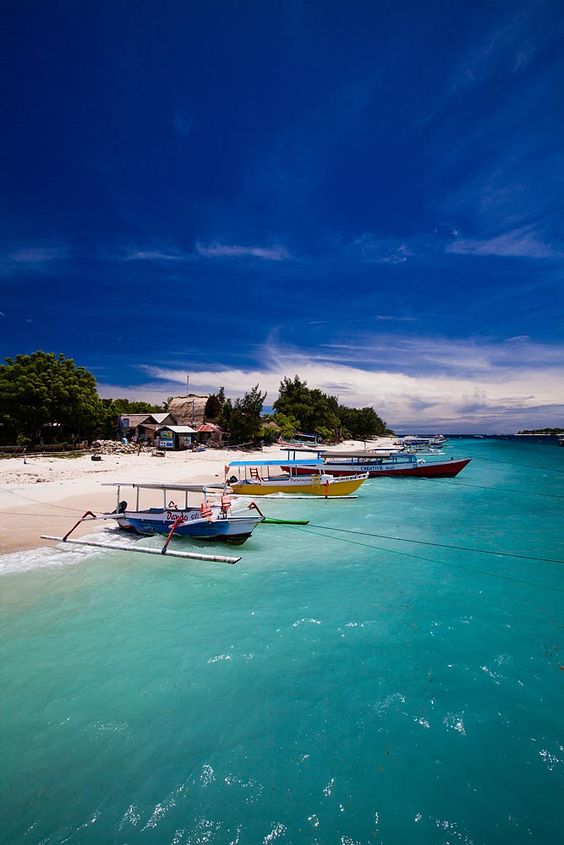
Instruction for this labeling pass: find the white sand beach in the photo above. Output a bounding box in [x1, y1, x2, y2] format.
[0, 439, 395, 554]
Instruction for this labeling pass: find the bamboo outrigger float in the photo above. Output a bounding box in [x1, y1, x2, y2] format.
[40, 481, 310, 563]
[40, 532, 243, 563]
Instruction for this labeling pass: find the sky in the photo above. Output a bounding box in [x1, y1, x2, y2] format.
[1, 0, 563, 432]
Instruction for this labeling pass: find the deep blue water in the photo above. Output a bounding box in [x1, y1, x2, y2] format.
[1, 439, 563, 844]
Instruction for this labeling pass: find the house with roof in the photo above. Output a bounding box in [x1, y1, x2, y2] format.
[156, 424, 198, 450]
[197, 422, 224, 446]
[119, 412, 177, 444]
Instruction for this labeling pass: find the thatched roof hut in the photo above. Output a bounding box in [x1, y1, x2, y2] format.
[167, 394, 209, 427]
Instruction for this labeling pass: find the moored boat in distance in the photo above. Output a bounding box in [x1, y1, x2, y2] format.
[225, 459, 368, 497]
[281, 448, 471, 478]
[395, 434, 448, 451]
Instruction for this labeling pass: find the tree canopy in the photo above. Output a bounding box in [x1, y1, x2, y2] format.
[0, 353, 392, 448]
[98, 397, 165, 438]
[273, 375, 390, 440]
[204, 388, 225, 421]
[518, 428, 564, 435]
[219, 384, 266, 444]
[0, 351, 103, 444]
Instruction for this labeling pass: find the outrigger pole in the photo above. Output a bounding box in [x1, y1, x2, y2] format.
[40, 536, 241, 564]
[40, 510, 241, 564]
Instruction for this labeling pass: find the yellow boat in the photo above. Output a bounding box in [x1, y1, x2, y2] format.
[225, 459, 368, 497]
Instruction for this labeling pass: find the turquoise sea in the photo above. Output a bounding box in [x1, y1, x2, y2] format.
[1, 439, 563, 844]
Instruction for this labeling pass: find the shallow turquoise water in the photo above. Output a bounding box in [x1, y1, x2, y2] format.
[1, 439, 563, 844]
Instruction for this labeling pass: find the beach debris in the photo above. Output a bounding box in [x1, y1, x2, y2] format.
[91, 439, 149, 455]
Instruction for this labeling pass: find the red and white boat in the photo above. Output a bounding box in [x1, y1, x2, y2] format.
[281, 448, 471, 478]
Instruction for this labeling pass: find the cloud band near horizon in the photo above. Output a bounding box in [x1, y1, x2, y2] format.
[96, 335, 564, 433]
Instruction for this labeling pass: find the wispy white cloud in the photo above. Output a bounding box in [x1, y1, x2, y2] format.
[120, 243, 292, 263]
[195, 242, 291, 261]
[0, 244, 71, 276]
[123, 249, 188, 262]
[342, 224, 562, 267]
[116, 333, 564, 432]
[352, 234, 413, 263]
[305, 314, 417, 326]
[375, 315, 417, 322]
[138, 366, 273, 396]
[453, 11, 538, 92]
[315, 333, 564, 375]
[10, 246, 70, 263]
[446, 227, 561, 259]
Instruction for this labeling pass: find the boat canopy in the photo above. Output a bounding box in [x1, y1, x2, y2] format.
[280, 447, 323, 453]
[227, 458, 323, 468]
[280, 448, 397, 459]
[102, 482, 213, 493]
[318, 450, 396, 459]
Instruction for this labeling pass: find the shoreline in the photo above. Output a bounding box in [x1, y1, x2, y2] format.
[0, 448, 245, 556]
[0, 439, 394, 555]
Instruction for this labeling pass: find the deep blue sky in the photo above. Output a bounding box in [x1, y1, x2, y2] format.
[1, 0, 563, 431]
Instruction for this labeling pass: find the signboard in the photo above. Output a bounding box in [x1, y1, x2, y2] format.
[158, 430, 175, 449]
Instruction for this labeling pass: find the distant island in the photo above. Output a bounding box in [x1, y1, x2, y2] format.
[518, 428, 564, 435]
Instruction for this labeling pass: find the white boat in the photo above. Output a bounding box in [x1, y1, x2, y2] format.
[396, 435, 448, 451]
[281, 448, 471, 478]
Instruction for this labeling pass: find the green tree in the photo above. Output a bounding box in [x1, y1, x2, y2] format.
[204, 387, 226, 421]
[273, 374, 392, 441]
[308, 389, 341, 433]
[220, 385, 266, 444]
[0, 351, 103, 444]
[338, 406, 390, 439]
[273, 376, 313, 429]
[105, 398, 163, 415]
[274, 376, 339, 437]
[98, 398, 165, 438]
[259, 421, 281, 445]
[272, 411, 300, 439]
[518, 428, 564, 435]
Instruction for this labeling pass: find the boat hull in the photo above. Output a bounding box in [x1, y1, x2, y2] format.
[116, 509, 261, 544]
[230, 473, 366, 496]
[282, 458, 471, 479]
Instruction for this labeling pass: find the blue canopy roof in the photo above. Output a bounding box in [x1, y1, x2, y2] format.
[226, 458, 323, 467]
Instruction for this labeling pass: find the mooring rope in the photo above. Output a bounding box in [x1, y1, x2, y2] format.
[304, 523, 564, 565]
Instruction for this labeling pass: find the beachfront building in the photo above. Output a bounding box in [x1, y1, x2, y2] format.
[119, 412, 177, 444]
[197, 422, 224, 446]
[156, 424, 198, 450]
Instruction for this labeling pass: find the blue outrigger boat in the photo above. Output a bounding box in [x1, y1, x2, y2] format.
[41, 481, 266, 564]
[103, 482, 263, 545]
